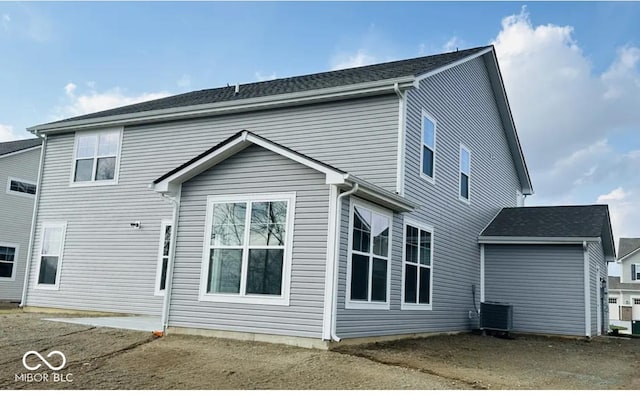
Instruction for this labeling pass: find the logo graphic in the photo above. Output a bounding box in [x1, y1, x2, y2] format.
[22, 351, 67, 371]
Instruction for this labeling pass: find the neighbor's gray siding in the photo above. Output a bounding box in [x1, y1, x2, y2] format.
[336, 56, 522, 337]
[169, 145, 329, 338]
[0, 147, 40, 301]
[26, 97, 391, 316]
[589, 241, 606, 335]
[484, 244, 585, 336]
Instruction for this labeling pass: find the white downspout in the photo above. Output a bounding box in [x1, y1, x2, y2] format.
[330, 182, 359, 342]
[20, 132, 46, 307]
[160, 187, 181, 333]
[393, 82, 406, 196]
[583, 240, 591, 338]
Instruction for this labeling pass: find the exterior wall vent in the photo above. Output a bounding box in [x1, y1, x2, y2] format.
[480, 301, 513, 332]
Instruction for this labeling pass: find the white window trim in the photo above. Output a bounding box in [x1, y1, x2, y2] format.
[345, 197, 392, 310]
[0, 242, 19, 282]
[420, 109, 437, 184]
[155, 219, 172, 296]
[6, 176, 37, 198]
[631, 263, 640, 282]
[401, 218, 434, 311]
[459, 144, 471, 204]
[69, 127, 123, 187]
[34, 221, 67, 290]
[198, 192, 295, 306]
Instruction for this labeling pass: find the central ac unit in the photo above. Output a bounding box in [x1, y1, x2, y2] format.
[480, 301, 513, 332]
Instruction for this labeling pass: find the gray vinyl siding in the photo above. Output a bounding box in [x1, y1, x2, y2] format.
[589, 241, 606, 335]
[26, 97, 392, 316]
[335, 57, 521, 338]
[0, 147, 40, 301]
[169, 145, 328, 338]
[484, 244, 585, 336]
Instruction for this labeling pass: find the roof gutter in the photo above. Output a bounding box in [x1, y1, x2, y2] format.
[28, 77, 416, 134]
[478, 236, 601, 245]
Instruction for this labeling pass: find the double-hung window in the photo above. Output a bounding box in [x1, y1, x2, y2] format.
[0, 244, 18, 280]
[346, 199, 391, 309]
[459, 145, 471, 202]
[155, 220, 172, 295]
[73, 128, 121, 184]
[200, 193, 295, 305]
[7, 177, 36, 197]
[421, 111, 436, 181]
[632, 264, 640, 281]
[36, 222, 67, 288]
[402, 220, 434, 310]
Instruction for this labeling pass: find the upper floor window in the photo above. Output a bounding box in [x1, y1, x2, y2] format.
[632, 264, 640, 281]
[421, 111, 436, 181]
[200, 193, 295, 305]
[72, 128, 122, 184]
[346, 199, 391, 309]
[459, 145, 471, 201]
[6, 177, 36, 197]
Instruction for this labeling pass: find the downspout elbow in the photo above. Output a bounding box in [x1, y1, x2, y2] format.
[330, 182, 359, 342]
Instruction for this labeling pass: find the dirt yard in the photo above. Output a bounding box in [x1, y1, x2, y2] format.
[0, 311, 638, 390]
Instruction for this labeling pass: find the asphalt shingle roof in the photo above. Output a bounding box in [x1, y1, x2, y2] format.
[619, 238, 640, 259]
[44, 46, 490, 125]
[0, 138, 42, 156]
[608, 276, 640, 291]
[481, 205, 610, 238]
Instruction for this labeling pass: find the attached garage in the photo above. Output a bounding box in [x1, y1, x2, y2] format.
[479, 205, 616, 337]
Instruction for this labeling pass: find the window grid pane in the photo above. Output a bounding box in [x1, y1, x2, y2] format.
[211, 203, 246, 247]
[208, 248, 242, 294]
[246, 249, 284, 295]
[10, 180, 36, 195]
[460, 174, 469, 200]
[422, 146, 434, 177]
[249, 201, 287, 246]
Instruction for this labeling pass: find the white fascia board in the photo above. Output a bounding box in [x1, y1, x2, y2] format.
[478, 236, 601, 245]
[0, 145, 41, 159]
[413, 47, 493, 84]
[29, 77, 416, 134]
[344, 175, 416, 212]
[153, 131, 349, 194]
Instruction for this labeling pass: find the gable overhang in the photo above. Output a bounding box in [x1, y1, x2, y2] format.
[0, 145, 41, 159]
[28, 77, 416, 135]
[618, 246, 640, 262]
[152, 130, 415, 213]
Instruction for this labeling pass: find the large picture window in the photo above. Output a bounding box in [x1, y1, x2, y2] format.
[0, 244, 18, 280]
[72, 129, 121, 184]
[36, 222, 67, 289]
[200, 193, 295, 305]
[346, 199, 391, 309]
[402, 220, 434, 310]
[421, 111, 436, 181]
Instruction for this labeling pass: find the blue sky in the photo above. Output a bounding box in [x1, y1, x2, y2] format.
[1, 2, 639, 273]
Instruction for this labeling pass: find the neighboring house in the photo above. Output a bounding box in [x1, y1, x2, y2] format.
[20, 45, 612, 346]
[608, 238, 640, 334]
[479, 205, 615, 337]
[0, 138, 42, 302]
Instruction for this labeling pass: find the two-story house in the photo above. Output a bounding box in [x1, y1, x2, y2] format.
[0, 138, 42, 302]
[608, 238, 640, 334]
[21, 46, 613, 346]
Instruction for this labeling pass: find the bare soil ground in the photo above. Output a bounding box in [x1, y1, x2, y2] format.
[0, 311, 638, 390]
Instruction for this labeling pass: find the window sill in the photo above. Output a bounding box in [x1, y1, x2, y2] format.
[0, 276, 15, 282]
[34, 284, 60, 291]
[401, 303, 433, 311]
[6, 190, 35, 198]
[458, 196, 471, 205]
[199, 293, 290, 306]
[419, 173, 435, 185]
[345, 300, 390, 310]
[69, 180, 118, 188]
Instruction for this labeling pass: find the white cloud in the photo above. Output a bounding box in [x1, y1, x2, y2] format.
[491, 7, 640, 249]
[331, 49, 377, 71]
[53, 83, 170, 120]
[443, 36, 464, 52]
[255, 71, 277, 82]
[0, 124, 20, 142]
[64, 82, 77, 95]
[177, 74, 191, 89]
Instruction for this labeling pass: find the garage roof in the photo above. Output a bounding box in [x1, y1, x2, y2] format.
[480, 205, 616, 260]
